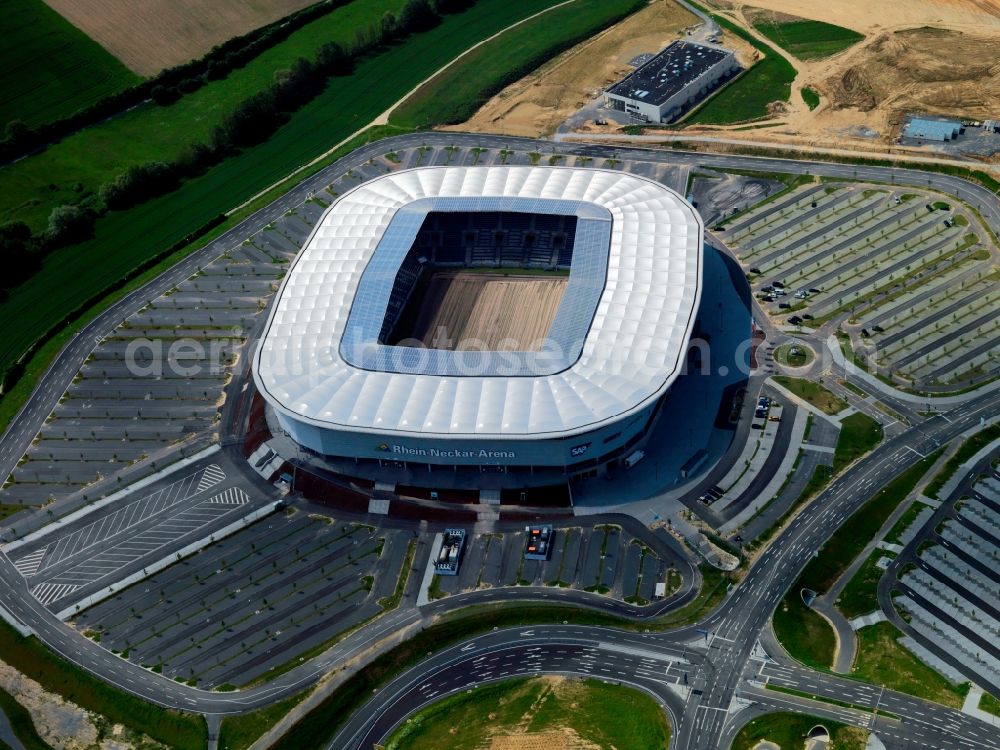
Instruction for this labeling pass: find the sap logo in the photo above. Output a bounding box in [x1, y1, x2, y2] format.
[570, 443, 591, 457]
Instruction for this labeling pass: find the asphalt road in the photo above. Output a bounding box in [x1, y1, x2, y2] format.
[1, 133, 999, 743]
[332, 387, 1000, 749]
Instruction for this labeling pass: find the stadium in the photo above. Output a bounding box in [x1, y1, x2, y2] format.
[252, 165, 703, 489]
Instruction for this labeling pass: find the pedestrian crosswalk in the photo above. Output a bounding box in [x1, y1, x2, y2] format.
[14, 547, 46, 577]
[31, 582, 79, 606]
[207, 487, 249, 505]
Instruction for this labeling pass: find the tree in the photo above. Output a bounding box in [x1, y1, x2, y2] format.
[316, 41, 353, 76]
[433, 0, 473, 13]
[150, 85, 180, 106]
[3, 119, 30, 144]
[380, 11, 399, 40]
[46, 205, 94, 246]
[400, 0, 439, 32]
[0, 221, 38, 288]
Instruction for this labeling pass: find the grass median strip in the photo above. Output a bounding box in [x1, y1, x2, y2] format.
[833, 413, 883, 472]
[774, 450, 941, 667]
[924, 422, 1000, 498]
[765, 684, 900, 720]
[269, 563, 720, 749]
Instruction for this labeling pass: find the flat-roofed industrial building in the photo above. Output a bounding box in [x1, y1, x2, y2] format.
[904, 117, 962, 141]
[603, 41, 739, 123]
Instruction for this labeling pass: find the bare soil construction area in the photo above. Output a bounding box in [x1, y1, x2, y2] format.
[452, 0, 698, 137]
[682, 1, 1000, 157]
[43, 0, 315, 75]
[455, 0, 1000, 158]
[399, 272, 567, 351]
[825, 26, 1000, 121]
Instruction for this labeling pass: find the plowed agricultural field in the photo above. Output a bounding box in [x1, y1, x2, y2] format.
[44, 0, 316, 75]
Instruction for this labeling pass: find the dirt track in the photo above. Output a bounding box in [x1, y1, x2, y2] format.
[405, 273, 567, 351]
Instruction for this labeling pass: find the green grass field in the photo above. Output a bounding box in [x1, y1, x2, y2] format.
[732, 712, 865, 750]
[384, 676, 671, 749]
[390, 0, 642, 128]
[773, 376, 846, 414]
[836, 550, 892, 619]
[683, 3, 795, 125]
[833, 413, 883, 471]
[0, 0, 412, 232]
[0, 0, 139, 128]
[801, 85, 820, 110]
[752, 17, 864, 60]
[854, 622, 966, 708]
[0, 0, 609, 382]
[773, 592, 836, 670]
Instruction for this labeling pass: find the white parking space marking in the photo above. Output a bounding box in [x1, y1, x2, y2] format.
[31, 582, 80, 605]
[13, 547, 47, 577]
[207, 487, 249, 505]
[32, 486, 253, 605]
[10, 465, 226, 575]
[197, 465, 226, 494]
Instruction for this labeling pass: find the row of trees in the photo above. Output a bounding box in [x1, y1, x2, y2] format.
[0, 0, 360, 163]
[0, 0, 475, 294]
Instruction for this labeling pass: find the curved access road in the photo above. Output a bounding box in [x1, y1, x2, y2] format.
[1, 133, 999, 732]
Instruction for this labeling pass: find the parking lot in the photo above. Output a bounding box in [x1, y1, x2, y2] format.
[430, 524, 679, 604]
[892, 470, 1000, 689]
[0, 146, 688, 517]
[721, 183, 998, 389]
[5, 462, 270, 612]
[72, 509, 412, 688]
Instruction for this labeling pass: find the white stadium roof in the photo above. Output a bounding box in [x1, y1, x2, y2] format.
[253, 166, 703, 439]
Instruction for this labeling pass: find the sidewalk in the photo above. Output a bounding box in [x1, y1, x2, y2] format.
[826, 335, 1000, 405]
